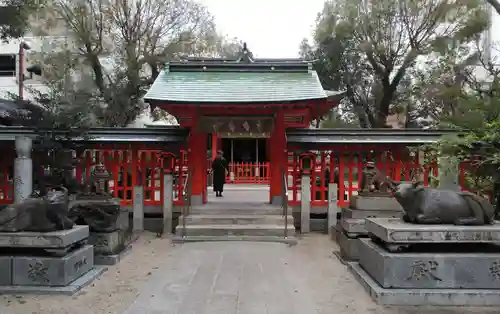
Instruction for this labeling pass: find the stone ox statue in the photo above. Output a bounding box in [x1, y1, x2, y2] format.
[393, 182, 495, 225]
[0, 187, 74, 232]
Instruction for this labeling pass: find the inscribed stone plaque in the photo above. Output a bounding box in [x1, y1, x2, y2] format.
[358, 238, 500, 289]
[12, 245, 94, 286]
[364, 218, 500, 244]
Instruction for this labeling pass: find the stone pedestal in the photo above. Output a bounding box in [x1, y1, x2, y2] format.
[89, 230, 126, 255]
[12, 245, 94, 286]
[334, 196, 401, 263]
[0, 225, 105, 295]
[348, 218, 500, 306]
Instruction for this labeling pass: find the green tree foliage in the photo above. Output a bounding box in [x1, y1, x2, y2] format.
[301, 0, 489, 128]
[23, 0, 240, 127]
[0, 0, 46, 41]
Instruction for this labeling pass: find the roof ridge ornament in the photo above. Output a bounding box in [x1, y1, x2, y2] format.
[236, 42, 254, 63]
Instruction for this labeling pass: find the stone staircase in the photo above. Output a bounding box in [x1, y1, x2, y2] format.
[173, 201, 296, 245]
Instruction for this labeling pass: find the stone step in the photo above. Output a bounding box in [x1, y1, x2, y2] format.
[188, 208, 284, 215]
[171, 235, 298, 246]
[175, 224, 294, 237]
[180, 214, 294, 225]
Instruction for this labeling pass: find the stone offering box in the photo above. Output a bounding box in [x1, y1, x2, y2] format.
[348, 217, 500, 306]
[334, 196, 401, 262]
[0, 225, 105, 295]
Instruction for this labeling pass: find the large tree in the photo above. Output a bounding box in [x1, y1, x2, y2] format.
[25, 0, 238, 127]
[302, 0, 489, 128]
[0, 0, 46, 41]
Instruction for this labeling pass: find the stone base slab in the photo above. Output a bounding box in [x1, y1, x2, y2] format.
[12, 245, 94, 286]
[335, 227, 362, 261]
[89, 230, 126, 255]
[341, 207, 401, 220]
[0, 225, 89, 248]
[349, 196, 402, 211]
[358, 238, 500, 289]
[94, 245, 132, 266]
[365, 218, 500, 244]
[340, 218, 366, 235]
[172, 235, 298, 246]
[0, 267, 106, 296]
[348, 262, 500, 306]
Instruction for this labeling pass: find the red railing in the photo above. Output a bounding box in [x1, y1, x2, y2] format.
[76, 148, 188, 206]
[0, 146, 489, 208]
[0, 150, 14, 204]
[287, 149, 441, 208]
[226, 162, 270, 184]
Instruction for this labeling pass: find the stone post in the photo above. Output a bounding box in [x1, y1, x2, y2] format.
[14, 136, 33, 204]
[438, 156, 459, 191]
[162, 173, 174, 235]
[300, 174, 311, 233]
[133, 186, 144, 232]
[328, 183, 339, 238]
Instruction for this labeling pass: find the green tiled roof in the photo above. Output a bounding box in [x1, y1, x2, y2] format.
[144, 69, 329, 103]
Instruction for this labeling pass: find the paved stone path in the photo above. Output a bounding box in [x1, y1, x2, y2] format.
[122, 235, 500, 314]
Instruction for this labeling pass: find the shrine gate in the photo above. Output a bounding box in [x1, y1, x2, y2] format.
[0, 46, 476, 223]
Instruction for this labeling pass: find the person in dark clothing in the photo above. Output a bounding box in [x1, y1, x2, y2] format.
[211, 150, 228, 197]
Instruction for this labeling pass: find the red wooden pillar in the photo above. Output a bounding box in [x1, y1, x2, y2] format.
[269, 110, 286, 204]
[188, 129, 207, 205]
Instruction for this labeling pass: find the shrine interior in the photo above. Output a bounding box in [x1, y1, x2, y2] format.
[221, 138, 268, 163]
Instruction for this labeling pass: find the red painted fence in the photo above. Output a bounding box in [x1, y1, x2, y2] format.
[0, 146, 486, 208]
[286, 149, 476, 208]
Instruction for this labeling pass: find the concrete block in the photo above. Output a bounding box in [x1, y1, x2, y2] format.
[341, 207, 401, 220]
[340, 218, 366, 235]
[365, 218, 500, 244]
[0, 225, 89, 248]
[336, 230, 362, 261]
[348, 262, 500, 306]
[88, 230, 126, 255]
[358, 238, 500, 289]
[349, 195, 402, 211]
[12, 245, 94, 286]
[0, 256, 12, 285]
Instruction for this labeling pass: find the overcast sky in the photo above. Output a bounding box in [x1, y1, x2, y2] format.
[199, 0, 500, 59]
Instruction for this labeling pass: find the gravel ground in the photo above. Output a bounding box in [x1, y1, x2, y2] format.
[2, 233, 500, 314]
[1, 233, 174, 314]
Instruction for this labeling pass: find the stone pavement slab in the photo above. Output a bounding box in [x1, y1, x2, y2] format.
[122, 236, 500, 314]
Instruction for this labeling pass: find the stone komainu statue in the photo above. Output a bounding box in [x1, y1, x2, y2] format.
[69, 163, 122, 232]
[393, 182, 495, 225]
[358, 162, 395, 194]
